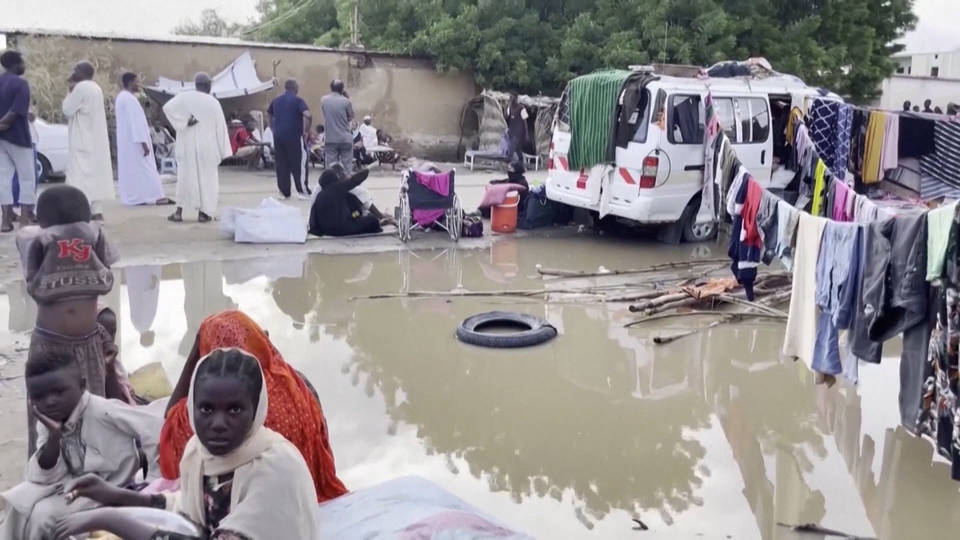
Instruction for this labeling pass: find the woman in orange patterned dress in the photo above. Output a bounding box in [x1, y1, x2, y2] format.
[158, 310, 347, 502]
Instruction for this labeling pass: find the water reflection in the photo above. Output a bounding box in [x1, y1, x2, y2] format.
[124, 265, 161, 347]
[7, 235, 959, 538]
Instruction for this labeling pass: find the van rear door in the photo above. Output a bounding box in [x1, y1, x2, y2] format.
[547, 89, 603, 208]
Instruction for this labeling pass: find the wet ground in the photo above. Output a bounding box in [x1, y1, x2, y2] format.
[2, 231, 959, 539]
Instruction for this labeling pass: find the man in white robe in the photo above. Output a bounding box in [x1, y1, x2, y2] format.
[62, 61, 114, 220]
[162, 72, 231, 223]
[114, 72, 170, 206]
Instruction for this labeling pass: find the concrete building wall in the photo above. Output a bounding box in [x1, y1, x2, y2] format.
[9, 32, 478, 160]
[879, 75, 960, 110]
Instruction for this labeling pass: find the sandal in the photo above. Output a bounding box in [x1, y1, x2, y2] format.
[167, 212, 183, 223]
[198, 212, 212, 223]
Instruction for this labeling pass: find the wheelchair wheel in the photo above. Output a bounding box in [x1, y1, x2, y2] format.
[398, 193, 411, 242]
[446, 194, 462, 241]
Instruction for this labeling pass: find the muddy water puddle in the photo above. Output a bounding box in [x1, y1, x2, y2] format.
[4, 235, 960, 539]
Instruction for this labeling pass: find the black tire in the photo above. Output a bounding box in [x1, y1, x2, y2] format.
[680, 196, 716, 243]
[36, 154, 51, 183]
[456, 311, 558, 348]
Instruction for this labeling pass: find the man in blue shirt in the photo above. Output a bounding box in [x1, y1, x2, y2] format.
[0, 50, 37, 232]
[268, 79, 312, 199]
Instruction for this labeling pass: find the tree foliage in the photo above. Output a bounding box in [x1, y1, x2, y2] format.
[232, 0, 917, 103]
[174, 8, 247, 37]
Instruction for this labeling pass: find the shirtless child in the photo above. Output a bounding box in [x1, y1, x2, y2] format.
[16, 185, 135, 453]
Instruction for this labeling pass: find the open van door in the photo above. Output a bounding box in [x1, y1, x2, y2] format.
[547, 90, 604, 209]
[731, 97, 773, 185]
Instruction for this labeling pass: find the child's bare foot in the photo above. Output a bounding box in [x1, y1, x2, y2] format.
[198, 212, 212, 223]
[167, 208, 183, 222]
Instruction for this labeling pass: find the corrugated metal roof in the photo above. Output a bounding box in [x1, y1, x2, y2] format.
[0, 27, 423, 60]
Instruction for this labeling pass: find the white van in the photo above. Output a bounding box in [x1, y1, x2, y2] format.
[546, 69, 836, 242]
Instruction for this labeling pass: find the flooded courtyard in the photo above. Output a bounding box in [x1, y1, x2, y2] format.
[3, 234, 960, 539]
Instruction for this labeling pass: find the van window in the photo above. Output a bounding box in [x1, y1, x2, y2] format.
[614, 85, 651, 147]
[736, 97, 770, 144]
[714, 98, 737, 142]
[668, 95, 704, 144]
[556, 88, 571, 132]
[630, 90, 651, 143]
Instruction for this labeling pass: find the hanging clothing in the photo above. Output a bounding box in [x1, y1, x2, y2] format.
[756, 189, 780, 265]
[917, 216, 960, 478]
[775, 199, 800, 271]
[920, 120, 960, 190]
[806, 99, 851, 179]
[848, 108, 869, 176]
[159, 310, 347, 503]
[832, 181, 854, 222]
[783, 213, 828, 368]
[811, 159, 827, 216]
[854, 195, 881, 224]
[163, 351, 321, 539]
[725, 169, 760, 298]
[899, 113, 936, 159]
[785, 107, 804, 149]
[850, 214, 929, 367]
[162, 90, 232, 216]
[862, 112, 886, 184]
[811, 222, 862, 383]
[927, 201, 959, 281]
[62, 80, 115, 206]
[881, 113, 900, 174]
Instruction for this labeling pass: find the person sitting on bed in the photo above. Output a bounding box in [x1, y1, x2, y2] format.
[0, 349, 162, 540]
[50, 348, 321, 540]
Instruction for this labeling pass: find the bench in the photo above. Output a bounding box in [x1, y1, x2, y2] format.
[522, 153, 542, 171]
[464, 150, 510, 171]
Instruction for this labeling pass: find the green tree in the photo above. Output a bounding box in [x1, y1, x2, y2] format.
[243, 0, 916, 103]
[251, 0, 340, 44]
[174, 8, 247, 37]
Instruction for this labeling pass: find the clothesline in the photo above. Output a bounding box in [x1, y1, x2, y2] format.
[707, 91, 960, 484]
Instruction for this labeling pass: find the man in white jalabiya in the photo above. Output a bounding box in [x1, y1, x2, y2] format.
[62, 61, 114, 220]
[162, 72, 231, 223]
[114, 72, 172, 206]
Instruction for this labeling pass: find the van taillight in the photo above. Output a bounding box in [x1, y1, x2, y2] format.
[639, 156, 658, 188]
[547, 142, 555, 170]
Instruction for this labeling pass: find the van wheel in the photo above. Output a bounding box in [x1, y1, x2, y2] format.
[680, 202, 716, 243]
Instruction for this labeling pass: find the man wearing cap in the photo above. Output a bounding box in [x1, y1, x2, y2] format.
[321, 79, 355, 174]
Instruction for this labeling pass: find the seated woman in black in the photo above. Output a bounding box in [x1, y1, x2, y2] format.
[309, 168, 386, 237]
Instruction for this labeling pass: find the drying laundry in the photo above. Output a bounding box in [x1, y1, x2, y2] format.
[812, 222, 862, 383]
[783, 213, 828, 368]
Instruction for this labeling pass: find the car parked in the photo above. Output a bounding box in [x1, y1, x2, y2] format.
[33, 118, 68, 182]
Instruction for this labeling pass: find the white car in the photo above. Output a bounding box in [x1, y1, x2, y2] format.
[33, 118, 68, 182]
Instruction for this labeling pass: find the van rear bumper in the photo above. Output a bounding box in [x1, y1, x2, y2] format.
[545, 179, 597, 210]
[606, 191, 691, 224]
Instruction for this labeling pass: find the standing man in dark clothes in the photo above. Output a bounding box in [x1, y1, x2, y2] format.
[506, 92, 529, 162]
[268, 79, 312, 199]
[923, 99, 933, 113]
[321, 80, 354, 174]
[0, 50, 37, 232]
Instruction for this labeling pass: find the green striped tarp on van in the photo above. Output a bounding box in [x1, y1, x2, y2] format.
[567, 70, 632, 170]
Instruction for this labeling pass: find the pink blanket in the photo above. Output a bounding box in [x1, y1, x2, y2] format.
[478, 183, 527, 209]
[412, 171, 452, 226]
